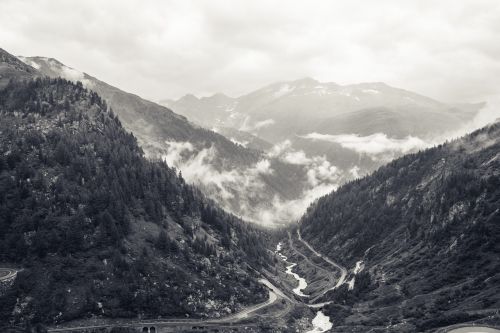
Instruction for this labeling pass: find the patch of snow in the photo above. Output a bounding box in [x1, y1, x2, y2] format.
[229, 138, 248, 147]
[347, 277, 355, 290]
[17, 56, 41, 69]
[306, 311, 333, 333]
[353, 261, 364, 274]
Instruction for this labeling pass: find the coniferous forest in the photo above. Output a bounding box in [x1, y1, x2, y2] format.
[0, 78, 271, 325]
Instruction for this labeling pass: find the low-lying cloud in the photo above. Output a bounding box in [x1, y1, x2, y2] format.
[302, 132, 430, 158]
[162, 140, 272, 202]
[160, 139, 345, 226]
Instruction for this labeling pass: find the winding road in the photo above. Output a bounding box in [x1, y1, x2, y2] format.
[0, 268, 17, 282]
[297, 229, 348, 289]
[48, 278, 290, 332]
[46, 230, 349, 332]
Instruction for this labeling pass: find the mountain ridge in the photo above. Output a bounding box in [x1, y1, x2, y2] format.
[298, 120, 500, 332]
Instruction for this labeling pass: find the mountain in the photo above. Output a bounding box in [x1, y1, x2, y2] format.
[298, 122, 500, 332]
[164, 78, 486, 217]
[0, 76, 271, 326]
[213, 126, 273, 151]
[163, 77, 483, 143]
[15, 54, 315, 226]
[0, 48, 38, 89]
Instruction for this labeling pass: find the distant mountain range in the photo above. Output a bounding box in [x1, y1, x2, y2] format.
[163, 77, 486, 204]
[162, 77, 483, 142]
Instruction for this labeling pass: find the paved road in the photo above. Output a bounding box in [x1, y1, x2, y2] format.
[217, 278, 278, 321]
[47, 230, 349, 332]
[0, 268, 17, 282]
[287, 233, 338, 300]
[48, 278, 289, 332]
[297, 229, 347, 289]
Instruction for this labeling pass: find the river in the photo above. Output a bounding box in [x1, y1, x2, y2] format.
[275, 242, 333, 333]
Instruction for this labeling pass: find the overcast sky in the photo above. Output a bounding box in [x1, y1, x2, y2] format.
[1, 0, 500, 103]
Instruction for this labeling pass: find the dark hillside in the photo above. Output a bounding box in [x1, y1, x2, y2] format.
[300, 123, 500, 331]
[0, 78, 270, 326]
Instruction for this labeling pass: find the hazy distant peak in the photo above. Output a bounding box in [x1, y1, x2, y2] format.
[201, 92, 234, 101]
[178, 93, 199, 102]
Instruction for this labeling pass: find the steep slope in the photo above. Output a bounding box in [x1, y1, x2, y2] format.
[0, 77, 271, 326]
[0, 48, 38, 89]
[18, 56, 256, 166]
[214, 126, 273, 151]
[15, 54, 316, 226]
[299, 123, 500, 332]
[159, 93, 237, 131]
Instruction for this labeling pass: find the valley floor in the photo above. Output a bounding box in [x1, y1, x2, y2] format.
[41, 231, 500, 333]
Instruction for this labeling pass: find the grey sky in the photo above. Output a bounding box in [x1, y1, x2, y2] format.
[1, 0, 500, 104]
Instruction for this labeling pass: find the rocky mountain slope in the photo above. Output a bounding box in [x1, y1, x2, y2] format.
[12, 51, 319, 226]
[0, 76, 271, 326]
[0, 48, 38, 89]
[299, 122, 500, 332]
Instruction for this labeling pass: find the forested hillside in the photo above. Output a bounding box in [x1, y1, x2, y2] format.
[0, 77, 271, 326]
[300, 123, 500, 331]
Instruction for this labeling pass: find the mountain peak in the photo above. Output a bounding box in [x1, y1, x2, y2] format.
[179, 93, 199, 102]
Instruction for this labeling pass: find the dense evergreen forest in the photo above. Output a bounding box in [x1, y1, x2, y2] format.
[0, 78, 271, 326]
[300, 123, 500, 331]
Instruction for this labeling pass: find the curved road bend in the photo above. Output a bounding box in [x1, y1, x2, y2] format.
[287, 233, 338, 294]
[0, 268, 17, 282]
[296, 229, 348, 289]
[48, 278, 290, 332]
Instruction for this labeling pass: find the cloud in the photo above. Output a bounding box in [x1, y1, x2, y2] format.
[1, 0, 499, 105]
[282, 151, 311, 165]
[160, 139, 342, 226]
[253, 183, 337, 226]
[162, 141, 194, 167]
[162, 141, 272, 201]
[302, 132, 430, 156]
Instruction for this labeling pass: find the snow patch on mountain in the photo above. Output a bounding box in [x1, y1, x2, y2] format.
[17, 56, 41, 69]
